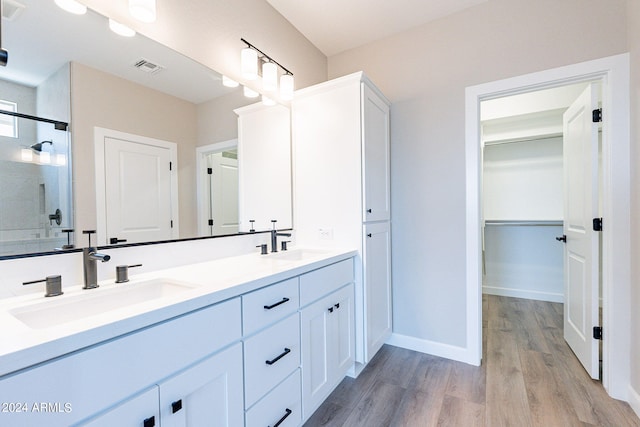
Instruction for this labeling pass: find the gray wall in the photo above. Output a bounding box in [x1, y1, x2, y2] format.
[328, 0, 629, 351]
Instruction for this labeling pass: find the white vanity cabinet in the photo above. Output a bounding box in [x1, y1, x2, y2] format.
[299, 259, 355, 419]
[293, 71, 392, 365]
[0, 298, 243, 427]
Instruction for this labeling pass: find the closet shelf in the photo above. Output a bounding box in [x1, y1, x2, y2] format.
[484, 220, 563, 226]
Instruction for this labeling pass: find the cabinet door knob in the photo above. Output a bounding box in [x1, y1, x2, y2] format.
[264, 297, 290, 310]
[171, 399, 183, 413]
[334, 303, 340, 309]
[328, 307, 334, 313]
[143, 416, 156, 427]
[367, 208, 372, 213]
[265, 348, 291, 365]
[270, 408, 293, 427]
[367, 233, 372, 238]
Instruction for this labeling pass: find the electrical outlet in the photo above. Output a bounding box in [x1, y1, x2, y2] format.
[318, 228, 333, 240]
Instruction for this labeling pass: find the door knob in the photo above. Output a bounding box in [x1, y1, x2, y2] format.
[555, 235, 567, 243]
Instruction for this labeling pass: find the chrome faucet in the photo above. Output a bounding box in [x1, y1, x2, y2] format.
[82, 230, 111, 289]
[270, 220, 291, 253]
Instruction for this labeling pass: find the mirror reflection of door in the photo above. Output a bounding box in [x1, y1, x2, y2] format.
[96, 128, 178, 245]
[206, 150, 239, 236]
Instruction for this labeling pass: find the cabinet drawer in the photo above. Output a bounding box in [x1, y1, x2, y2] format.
[244, 313, 300, 408]
[243, 277, 299, 335]
[300, 259, 354, 307]
[245, 369, 302, 427]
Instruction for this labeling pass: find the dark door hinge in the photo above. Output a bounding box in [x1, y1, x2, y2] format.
[592, 108, 602, 123]
[593, 218, 603, 231]
[170, 220, 174, 228]
[207, 167, 212, 175]
[169, 161, 173, 171]
[208, 219, 214, 226]
[593, 326, 603, 340]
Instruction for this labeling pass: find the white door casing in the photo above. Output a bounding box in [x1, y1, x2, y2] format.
[562, 84, 600, 379]
[465, 54, 630, 399]
[95, 127, 179, 246]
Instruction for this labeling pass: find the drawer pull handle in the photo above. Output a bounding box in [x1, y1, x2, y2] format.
[264, 297, 290, 310]
[143, 416, 156, 427]
[270, 408, 293, 427]
[265, 348, 291, 365]
[171, 399, 182, 413]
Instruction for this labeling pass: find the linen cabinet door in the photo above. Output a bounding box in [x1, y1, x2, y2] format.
[332, 284, 355, 379]
[364, 222, 392, 361]
[361, 83, 390, 223]
[159, 343, 243, 427]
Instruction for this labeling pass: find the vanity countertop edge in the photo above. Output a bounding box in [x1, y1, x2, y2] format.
[0, 247, 358, 378]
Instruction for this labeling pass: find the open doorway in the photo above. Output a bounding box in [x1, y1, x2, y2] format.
[465, 54, 631, 400]
[479, 82, 603, 379]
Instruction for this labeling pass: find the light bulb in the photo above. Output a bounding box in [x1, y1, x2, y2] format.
[109, 19, 136, 37]
[262, 62, 278, 92]
[54, 0, 87, 15]
[129, 0, 156, 23]
[39, 151, 51, 165]
[243, 86, 259, 98]
[222, 76, 239, 88]
[241, 48, 258, 80]
[280, 74, 294, 101]
[21, 149, 33, 162]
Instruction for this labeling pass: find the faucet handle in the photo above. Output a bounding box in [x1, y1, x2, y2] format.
[115, 264, 142, 283]
[281, 240, 291, 251]
[83, 229, 96, 247]
[23, 275, 63, 297]
[256, 244, 268, 255]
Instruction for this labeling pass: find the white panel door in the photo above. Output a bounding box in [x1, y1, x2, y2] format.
[208, 153, 238, 236]
[562, 83, 600, 379]
[81, 387, 159, 427]
[361, 83, 390, 223]
[104, 137, 174, 244]
[364, 221, 392, 362]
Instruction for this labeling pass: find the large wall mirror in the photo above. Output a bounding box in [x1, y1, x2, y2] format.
[0, 0, 292, 257]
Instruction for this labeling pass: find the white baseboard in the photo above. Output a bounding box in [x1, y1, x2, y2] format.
[629, 385, 640, 420]
[387, 333, 478, 366]
[483, 285, 563, 303]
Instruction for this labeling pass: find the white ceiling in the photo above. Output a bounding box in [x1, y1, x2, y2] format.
[265, 0, 488, 56]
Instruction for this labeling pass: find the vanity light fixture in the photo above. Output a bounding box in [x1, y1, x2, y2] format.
[54, 0, 87, 15]
[241, 47, 258, 80]
[241, 38, 294, 100]
[222, 75, 239, 88]
[262, 61, 278, 92]
[39, 151, 51, 164]
[243, 86, 259, 98]
[108, 19, 136, 37]
[129, 0, 156, 23]
[280, 73, 294, 101]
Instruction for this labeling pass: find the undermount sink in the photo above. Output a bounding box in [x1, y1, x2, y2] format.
[268, 248, 330, 261]
[10, 279, 196, 329]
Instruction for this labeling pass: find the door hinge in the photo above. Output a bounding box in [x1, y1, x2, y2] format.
[170, 220, 174, 228]
[593, 326, 603, 340]
[208, 219, 214, 226]
[169, 161, 173, 171]
[207, 167, 212, 175]
[593, 218, 603, 231]
[592, 108, 602, 123]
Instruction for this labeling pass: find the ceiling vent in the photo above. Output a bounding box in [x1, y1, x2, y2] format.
[2, 0, 26, 21]
[133, 58, 164, 75]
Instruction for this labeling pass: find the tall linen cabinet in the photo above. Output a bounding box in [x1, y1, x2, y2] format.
[293, 72, 391, 368]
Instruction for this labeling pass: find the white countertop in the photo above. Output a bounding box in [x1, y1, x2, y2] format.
[0, 247, 357, 377]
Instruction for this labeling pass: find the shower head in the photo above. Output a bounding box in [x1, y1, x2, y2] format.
[30, 140, 53, 152]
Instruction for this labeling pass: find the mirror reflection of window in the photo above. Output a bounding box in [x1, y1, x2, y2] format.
[0, 100, 18, 138]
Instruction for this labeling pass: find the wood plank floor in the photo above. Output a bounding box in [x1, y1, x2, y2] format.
[304, 295, 640, 427]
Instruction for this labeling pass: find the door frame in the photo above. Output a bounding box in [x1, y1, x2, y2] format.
[465, 54, 630, 400]
[195, 139, 238, 236]
[94, 127, 179, 246]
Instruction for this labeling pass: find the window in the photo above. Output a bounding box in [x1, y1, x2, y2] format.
[0, 100, 18, 138]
